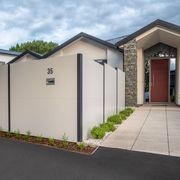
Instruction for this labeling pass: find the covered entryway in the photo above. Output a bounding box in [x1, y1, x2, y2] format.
[102, 105, 180, 157]
[150, 59, 169, 102]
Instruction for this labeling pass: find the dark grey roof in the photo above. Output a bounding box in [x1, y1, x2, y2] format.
[9, 50, 42, 64]
[43, 32, 123, 58]
[106, 35, 128, 45]
[116, 19, 180, 46]
[0, 49, 21, 56]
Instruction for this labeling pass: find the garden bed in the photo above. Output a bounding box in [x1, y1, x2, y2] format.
[0, 131, 96, 155]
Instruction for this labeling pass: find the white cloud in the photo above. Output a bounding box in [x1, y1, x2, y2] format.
[0, 0, 179, 49]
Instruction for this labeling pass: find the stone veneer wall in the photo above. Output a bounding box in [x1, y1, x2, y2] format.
[123, 39, 137, 106]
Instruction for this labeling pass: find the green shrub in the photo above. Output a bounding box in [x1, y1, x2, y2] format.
[119, 108, 134, 118]
[107, 114, 122, 124]
[14, 129, 21, 139]
[62, 133, 69, 148]
[48, 137, 55, 146]
[36, 135, 43, 142]
[91, 126, 105, 139]
[0, 126, 3, 131]
[26, 130, 31, 136]
[100, 122, 116, 132]
[119, 112, 127, 120]
[77, 142, 85, 150]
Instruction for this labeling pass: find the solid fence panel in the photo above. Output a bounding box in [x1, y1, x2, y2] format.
[10, 55, 78, 141]
[82, 58, 103, 140]
[117, 69, 125, 112]
[0, 65, 8, 131]
[104, 64, 117, 121]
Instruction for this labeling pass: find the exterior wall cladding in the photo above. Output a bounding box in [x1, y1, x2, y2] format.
[123, 39, 137, 106]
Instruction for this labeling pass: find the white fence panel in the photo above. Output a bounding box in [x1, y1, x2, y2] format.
[104, 64, 116, 121]
[10, 55, 78, 141]
[82, 58, 103, 140]
[117, 69, 125, 112]
[0, 65, 8, 131]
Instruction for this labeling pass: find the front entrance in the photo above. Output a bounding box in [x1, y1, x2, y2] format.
[150, 59, 169, 102]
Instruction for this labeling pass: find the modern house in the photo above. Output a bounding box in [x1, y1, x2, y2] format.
[8, 19, 180, 107]
[0, 19, 179, 141]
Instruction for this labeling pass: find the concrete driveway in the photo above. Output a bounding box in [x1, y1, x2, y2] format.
[102, 105, 180, 157]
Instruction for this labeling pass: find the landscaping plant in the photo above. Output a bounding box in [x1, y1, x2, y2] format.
[107, 114, 122, 124]
[91, 126, 105, 139]
[36, 135, 43, 142]
[100, 122, 116, 132]
[48, 137, 55, 146]
[62, 133, 69, 148]
[77, 142, 85, 150]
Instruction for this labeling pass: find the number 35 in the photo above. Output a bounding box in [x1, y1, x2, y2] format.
[47, 68, 53, 74]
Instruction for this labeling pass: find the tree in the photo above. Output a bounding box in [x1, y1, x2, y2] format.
[10, 40, 59, 55]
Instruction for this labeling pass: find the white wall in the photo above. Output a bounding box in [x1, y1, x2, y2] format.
[104, 64, 117, 120]
[176, 46, 180, 105]
[15, 54, 39, 63]
[0, 65, 8, 131]
[107, 49, 123, 70]
[49, 39, 123, 69]
[137, 48, 144, 105]
[0, 54, 16, 63]
[52, 39, 107, 61]
[10, 55, 78, 141]
[82, 57, 103, 140]
[117, 69, 125, 111]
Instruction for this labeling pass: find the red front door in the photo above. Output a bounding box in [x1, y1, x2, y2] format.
[151, 59, 169, 102]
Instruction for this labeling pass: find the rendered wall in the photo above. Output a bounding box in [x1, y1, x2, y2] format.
[117, 69, 125, 112]
[15, 54, 39, 63]
[107, 49, 123, 70]
[82, 57, 103, 140]
[0, 54, 16, 63]
[10, 55, 78, 141]
[104, 64, 117, 121]
[0, 65, 8, 131]
[49, 39, 123, 69]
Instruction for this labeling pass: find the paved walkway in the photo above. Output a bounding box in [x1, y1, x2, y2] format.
[102, 105, 180, 157]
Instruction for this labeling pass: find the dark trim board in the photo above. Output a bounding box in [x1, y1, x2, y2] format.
[77, 54, 83, 142]
[8, 64, 11, 132]
[116, 19, 180, 46]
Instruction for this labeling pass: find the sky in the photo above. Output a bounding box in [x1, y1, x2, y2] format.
[0, 0, 179, 49]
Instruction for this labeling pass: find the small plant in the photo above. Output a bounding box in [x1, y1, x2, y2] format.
[77, 142, 85, 150]
[91, 126, 105, 139]
[0, 126, 3, 131]
[62, 133, 69, 148]
[100, 122, 116, 132]
[23, 130, 31, 140]
[14, 129, 21, 139]
[107, 114, 122, 124]
[6, 131, 13, 137]
[26, 130, 31, 136]
[48, 137, 55, 146]
[36, 135, 43, 142]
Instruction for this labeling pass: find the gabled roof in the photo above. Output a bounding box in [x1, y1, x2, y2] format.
[116, 19, 180, 46]
[0, 49, 21, 56]
[9, 50, 42, 64]
[106, 35, 129, 45]
[43, 32, 123, 58]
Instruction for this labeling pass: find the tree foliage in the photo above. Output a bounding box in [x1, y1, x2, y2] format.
[10, 40, 59, 55]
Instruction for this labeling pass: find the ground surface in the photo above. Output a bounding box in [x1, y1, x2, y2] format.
[102, 105, 180, 156]
[0, 137, 180, 180]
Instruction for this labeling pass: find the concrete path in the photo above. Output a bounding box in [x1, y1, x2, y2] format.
[102, 105, 180, 157]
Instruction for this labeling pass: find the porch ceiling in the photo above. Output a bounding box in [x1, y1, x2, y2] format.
[136, 27, 180, 50]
